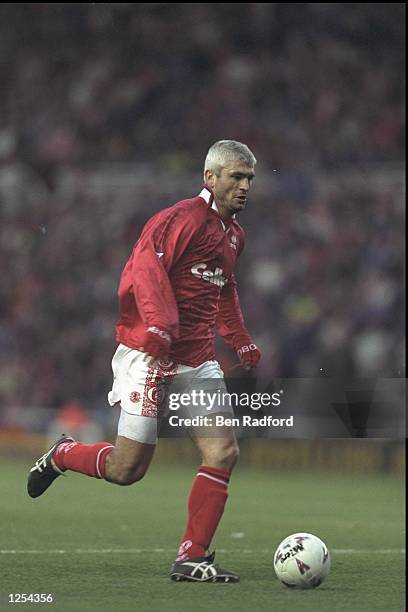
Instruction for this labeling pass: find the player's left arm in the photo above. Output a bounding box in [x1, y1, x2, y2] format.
[216, 275, 261, 370]
[215, 229, 261, 370]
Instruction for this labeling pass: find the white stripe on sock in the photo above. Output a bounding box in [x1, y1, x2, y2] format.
[197, 472, 228, 487]
[95, 445, 114, 478]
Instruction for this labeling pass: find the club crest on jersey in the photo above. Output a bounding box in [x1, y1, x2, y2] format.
[191, 263, 228, 288]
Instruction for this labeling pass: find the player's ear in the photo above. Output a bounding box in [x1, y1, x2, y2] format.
[204, 169, 216, 190]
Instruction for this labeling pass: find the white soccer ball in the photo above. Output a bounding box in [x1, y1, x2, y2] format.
[273, 532, 331, 589]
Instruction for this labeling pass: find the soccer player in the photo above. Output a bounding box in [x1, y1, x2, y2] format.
[27, 140, 261, 582]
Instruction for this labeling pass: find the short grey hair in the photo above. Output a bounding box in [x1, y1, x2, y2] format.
[204, 140, 257, 176]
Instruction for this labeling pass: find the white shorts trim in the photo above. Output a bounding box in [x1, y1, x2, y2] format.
[117, 409, 159, 445]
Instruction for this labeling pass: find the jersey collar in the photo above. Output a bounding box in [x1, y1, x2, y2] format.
[198, 186, 236, 229]
[198, 186, 214, 206]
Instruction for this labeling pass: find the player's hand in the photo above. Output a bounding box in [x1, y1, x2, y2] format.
[233, 334, 261, 371]
[141, 326, 172, 361]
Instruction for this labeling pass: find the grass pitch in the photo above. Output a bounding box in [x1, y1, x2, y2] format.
[0, 457, 405, 612]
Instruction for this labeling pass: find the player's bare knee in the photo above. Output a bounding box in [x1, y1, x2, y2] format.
[224, 441, 239, 469]
[129, 464, 148, 483]
[105, 462, 148, 486]
[116, 468, 146, 486]
[203, 440, 239, 471]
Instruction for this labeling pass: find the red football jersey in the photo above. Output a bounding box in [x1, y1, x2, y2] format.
[115, 187, 250, 366]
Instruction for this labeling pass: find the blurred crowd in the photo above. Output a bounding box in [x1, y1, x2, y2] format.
[0, 3, 404, 411]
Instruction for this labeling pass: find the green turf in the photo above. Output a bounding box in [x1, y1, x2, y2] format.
[0, 458, 405, 612]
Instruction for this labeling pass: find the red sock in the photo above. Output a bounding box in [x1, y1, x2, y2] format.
[176, 465, 230, 561]
[53, 441, 114, 479]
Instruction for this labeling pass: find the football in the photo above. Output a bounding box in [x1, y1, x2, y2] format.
[273, 532, 331, 589]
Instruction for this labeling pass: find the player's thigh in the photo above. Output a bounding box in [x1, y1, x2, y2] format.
[107, 344, 170, 479]
[175, 359, 239, 470]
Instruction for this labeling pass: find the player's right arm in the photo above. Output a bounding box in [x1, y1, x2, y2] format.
[129, 208, 200, 358]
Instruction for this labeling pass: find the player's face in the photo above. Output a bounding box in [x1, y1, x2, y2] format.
[206, 161, 255, 218]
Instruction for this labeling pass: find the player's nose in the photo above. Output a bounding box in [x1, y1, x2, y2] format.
[239, 178, 250, 191]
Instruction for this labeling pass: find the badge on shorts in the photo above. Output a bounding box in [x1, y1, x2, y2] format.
[129, 391, 141, 404]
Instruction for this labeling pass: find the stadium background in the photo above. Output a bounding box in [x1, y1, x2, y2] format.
[0, 4, 405, 611]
